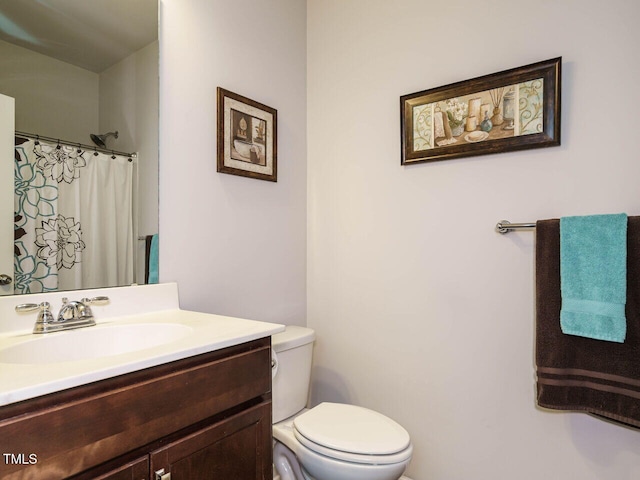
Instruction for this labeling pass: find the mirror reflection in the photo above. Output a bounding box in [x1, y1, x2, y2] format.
[0, 0, 159, 296]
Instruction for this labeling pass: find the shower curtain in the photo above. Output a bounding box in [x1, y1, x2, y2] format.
[14, 137, 135, 294]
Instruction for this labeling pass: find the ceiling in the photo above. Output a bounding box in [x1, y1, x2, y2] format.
[0, 0, 158, 73]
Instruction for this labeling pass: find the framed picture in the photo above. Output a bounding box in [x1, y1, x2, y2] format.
[400, 57, 561, 165]
[217, 88, 277, 181]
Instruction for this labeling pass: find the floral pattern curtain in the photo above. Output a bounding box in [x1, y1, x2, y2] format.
[14, 137, 135, 293]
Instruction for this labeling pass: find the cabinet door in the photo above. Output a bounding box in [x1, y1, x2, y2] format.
[150, 401, 272, 480]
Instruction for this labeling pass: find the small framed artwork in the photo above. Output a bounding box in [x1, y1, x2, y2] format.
[217, 87, 277, 182]
[400, 57, 561, 165]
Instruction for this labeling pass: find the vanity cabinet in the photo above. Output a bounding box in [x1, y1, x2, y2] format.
[0, 337, 273, 480]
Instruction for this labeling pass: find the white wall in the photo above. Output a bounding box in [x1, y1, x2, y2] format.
[99, 41, 159, 152]
[0, 39, 98, 144]
[307, 1, 640, 479]
[100, 41, 159, 282]
[158, 0, 307, 325]
[0, 94, 15, 296]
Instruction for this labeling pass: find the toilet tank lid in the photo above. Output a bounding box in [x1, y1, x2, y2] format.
[272, 325, 315, 352]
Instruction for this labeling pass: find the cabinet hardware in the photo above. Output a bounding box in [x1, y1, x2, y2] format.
[155, 468, 171, 480]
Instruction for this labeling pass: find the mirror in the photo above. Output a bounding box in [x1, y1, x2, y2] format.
[0, 0, 159, 295]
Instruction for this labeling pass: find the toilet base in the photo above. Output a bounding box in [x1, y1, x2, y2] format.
[274, 470, 413, 480]
[273, 438, 409, 480]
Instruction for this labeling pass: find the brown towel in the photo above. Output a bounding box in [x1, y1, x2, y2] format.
[536, 218, 640, 428]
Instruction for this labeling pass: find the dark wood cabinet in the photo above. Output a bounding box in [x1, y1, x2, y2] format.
[86, 457, 149, 480]
[150, 401, 272, 480]
[0, 337, 273, 480]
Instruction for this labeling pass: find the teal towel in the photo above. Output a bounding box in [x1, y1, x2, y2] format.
[148, 234, 159, 284]
[560, 213, 627, 342]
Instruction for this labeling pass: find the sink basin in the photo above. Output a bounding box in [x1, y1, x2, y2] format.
[0, 323, 192, 364]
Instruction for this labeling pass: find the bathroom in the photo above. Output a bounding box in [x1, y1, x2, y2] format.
[164, 1, 640, 477]
[2, 0, 640, 478]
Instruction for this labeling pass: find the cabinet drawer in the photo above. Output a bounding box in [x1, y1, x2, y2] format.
[84, 456, 149, 480]
[0, 338, 271, 479]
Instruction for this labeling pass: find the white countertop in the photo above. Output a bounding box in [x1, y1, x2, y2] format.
[0, 283, 284, 406]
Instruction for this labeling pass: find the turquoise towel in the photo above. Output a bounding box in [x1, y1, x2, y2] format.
[148, 234, 159, 284]
[560, 214, 627, 342]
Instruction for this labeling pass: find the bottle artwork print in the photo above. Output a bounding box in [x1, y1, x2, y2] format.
[411, 78, 544, 152]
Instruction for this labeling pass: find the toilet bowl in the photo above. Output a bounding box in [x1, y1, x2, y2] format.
[271, 326, 412, 480]
[273, 403, 413, 480]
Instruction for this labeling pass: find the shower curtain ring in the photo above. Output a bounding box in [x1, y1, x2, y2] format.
[35, 135, 39, 145]
[77, 143, 82, 154]
[56, 139, 61, 150]
[111, 150, 116, 159]
[94, 147, 98, 156]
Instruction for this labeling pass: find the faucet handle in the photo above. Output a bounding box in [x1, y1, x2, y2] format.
[15, 302, 55, 332]
[15, 302, 39, 313]
[81, 296, 110, 306]
[75, 296, 109, 321]
[15, 301, 50, 313]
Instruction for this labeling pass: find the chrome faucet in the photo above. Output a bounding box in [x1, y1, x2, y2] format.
[15, 296, 110, 334]
[58, 297, 95, 323]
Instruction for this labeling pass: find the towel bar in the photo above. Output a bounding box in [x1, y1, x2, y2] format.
[496, 220, 536, 234]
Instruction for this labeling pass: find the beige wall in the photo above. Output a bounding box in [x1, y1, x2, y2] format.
[307, 0, 640, 479]
[0, 39, 98, 144]
[158, 0, 307, 325]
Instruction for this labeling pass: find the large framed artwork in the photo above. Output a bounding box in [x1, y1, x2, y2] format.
[217, 88, 277, 182]
[400, 57, 561, 164]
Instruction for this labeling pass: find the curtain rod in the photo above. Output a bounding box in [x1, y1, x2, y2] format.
[496, 220, 536, 234]
[15, 130, 136, 158]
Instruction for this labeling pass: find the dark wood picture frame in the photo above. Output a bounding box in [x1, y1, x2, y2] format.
[217, 88, 277, 182]
[400, 57, 561, 165]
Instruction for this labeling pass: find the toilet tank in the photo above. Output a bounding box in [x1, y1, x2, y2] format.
[272, 326, 315, 424]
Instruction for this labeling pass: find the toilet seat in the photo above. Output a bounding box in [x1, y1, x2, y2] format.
[292, 403, 412, 465]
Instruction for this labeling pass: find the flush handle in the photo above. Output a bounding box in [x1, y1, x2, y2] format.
[0, 274, 12, 285]
[271, 350, 279, 379]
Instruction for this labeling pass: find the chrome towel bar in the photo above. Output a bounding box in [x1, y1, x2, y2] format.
[496, 220, 536, 234]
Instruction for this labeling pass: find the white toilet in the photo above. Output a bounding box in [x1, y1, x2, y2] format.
[271, 326, 413, 480]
